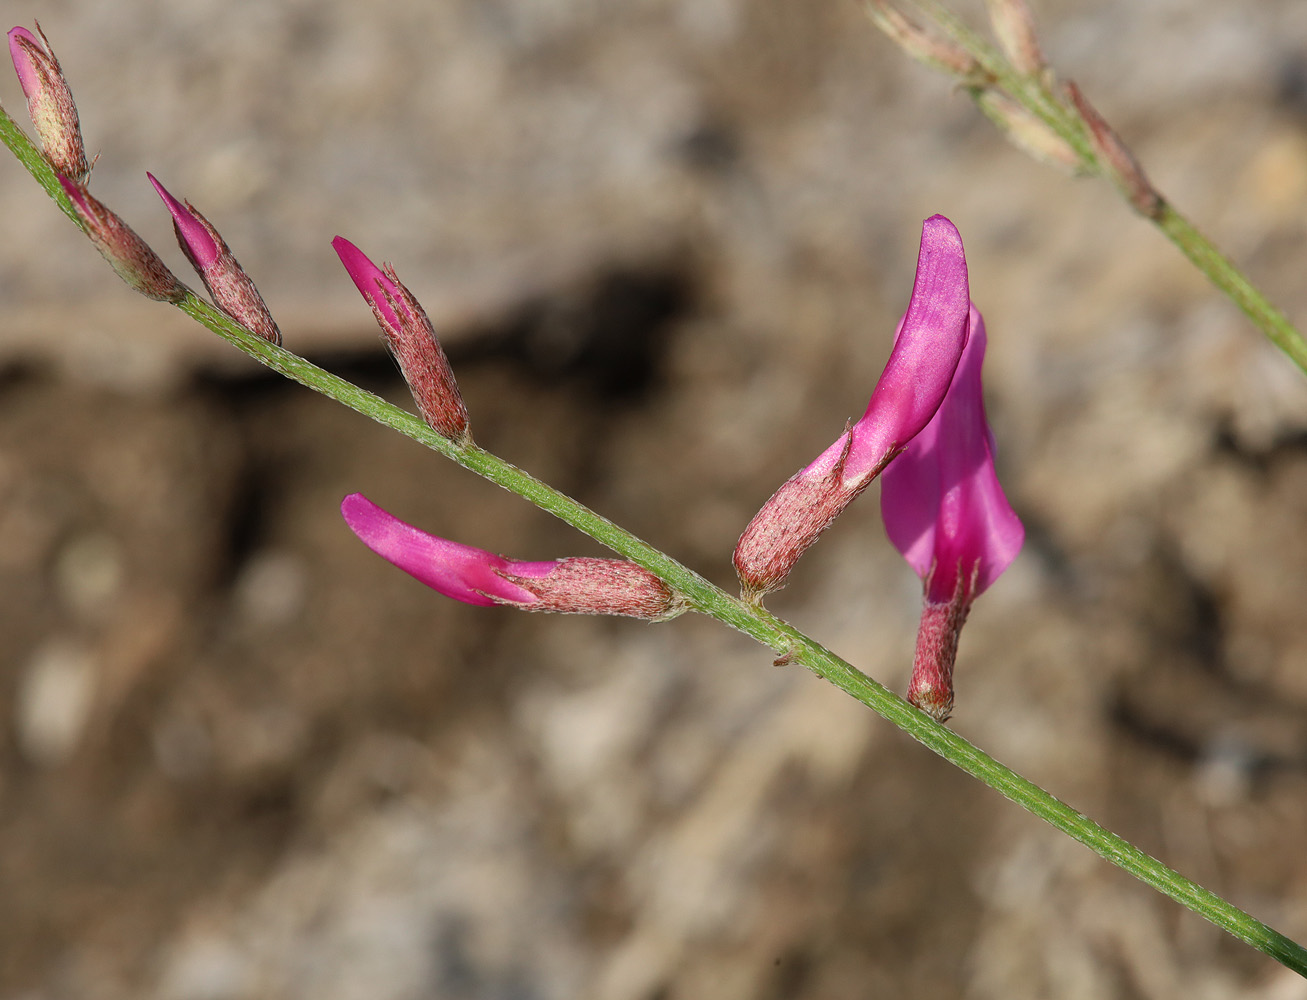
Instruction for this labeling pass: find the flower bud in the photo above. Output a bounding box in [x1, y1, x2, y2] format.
[733, 215, 971, 601]
[975, 91, 1081, 174]
[60, 177, 186, 302]
[881, 308, 1024, 721]
[1065, 82, 1162, 219]
[984, 0, 1047, 78]
[864, 1, 978, 78]
[341, 493, 682, 620]
[148, 173, 282, 345]
[333, 237, 470, 443]
[8, 24, 90, 184]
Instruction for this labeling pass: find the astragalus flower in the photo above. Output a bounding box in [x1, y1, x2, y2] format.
[342, 493, 682, 620]
[333, 237, 470, 443]
[149, 173, 282, 345]
[733, 214, 971, 600]
[880, 307, 1024, 721]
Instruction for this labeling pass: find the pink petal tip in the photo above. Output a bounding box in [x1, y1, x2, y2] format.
[147, 172, 220, 269]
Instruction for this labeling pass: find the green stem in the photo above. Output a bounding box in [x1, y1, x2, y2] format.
[779, 627, 1307, 975]
[0, 102, 84, 227]
[5, 101, 1305, 977]
[1156, 203, 1307, 373]
[904, 1, 1307, 378]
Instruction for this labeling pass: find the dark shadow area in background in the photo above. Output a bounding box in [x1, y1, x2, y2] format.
[190, 259, 697, 408]
[188, 258, 699, 585]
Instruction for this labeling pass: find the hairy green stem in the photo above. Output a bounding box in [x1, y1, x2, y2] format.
[0, 102, 83, 227]
[4, 101, 1305, 976]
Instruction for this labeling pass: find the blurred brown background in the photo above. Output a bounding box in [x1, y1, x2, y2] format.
[4, 0, 1307, 996]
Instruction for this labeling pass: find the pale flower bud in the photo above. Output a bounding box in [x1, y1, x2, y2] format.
[7, 24, 90, 184]
[984, 0, 1047, 78]
[864, 1, 978, 78]
[975, 90, 1081, 173]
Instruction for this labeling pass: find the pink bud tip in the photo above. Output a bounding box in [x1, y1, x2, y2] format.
[147, 173, 220, 269]
[332, 236, 401, 329]
[342, 493, 535, 607]
[8, 26, 41, 98]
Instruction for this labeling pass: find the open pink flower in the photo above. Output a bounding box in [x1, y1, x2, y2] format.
[148, 173, 282, 345]
[733, 214, 971, 600]
[342, 493, 680, 620]
[333, 237, 470, 442]
[881, 307, 1024, 720]
[8, 24, 89, 183]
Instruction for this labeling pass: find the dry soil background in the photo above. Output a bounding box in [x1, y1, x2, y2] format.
[4, 0, 1307, 997]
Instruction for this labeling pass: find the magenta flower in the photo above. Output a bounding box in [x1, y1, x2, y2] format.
[880, 307, 1024, 721]
[8, 24, 89, 184]
[342, 494, 681, 620]
[60, 177, 186, 302]
[333, 237, 470, 442]
[148, 173, 282, 345]
[733, 214, 971, 600]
